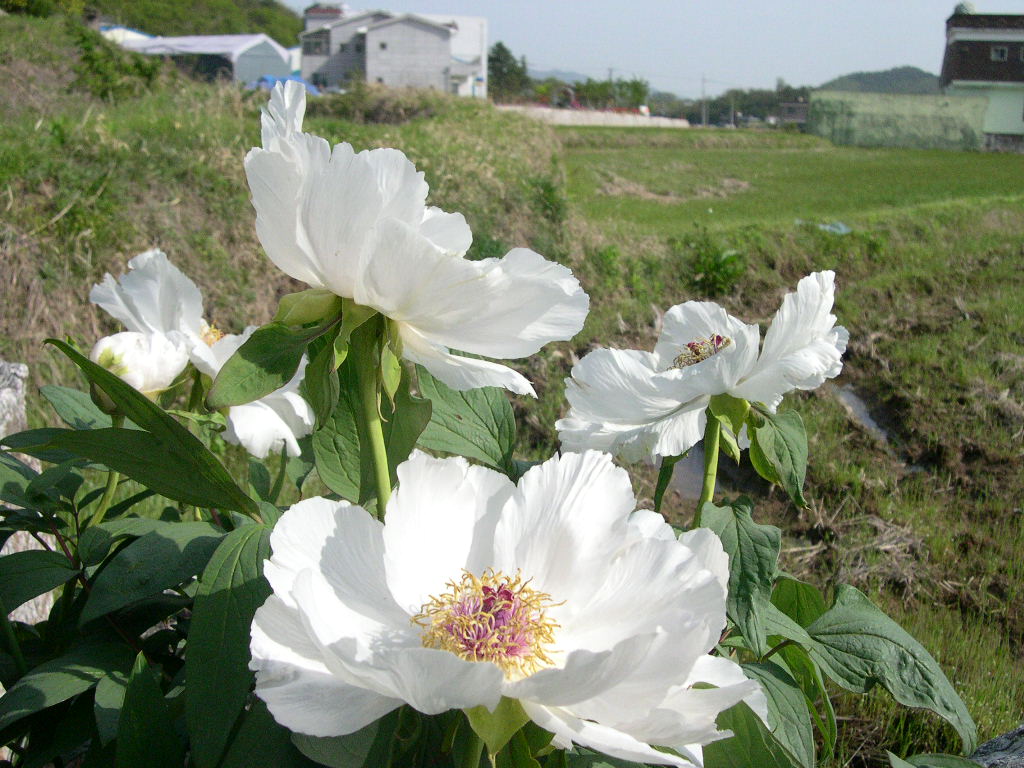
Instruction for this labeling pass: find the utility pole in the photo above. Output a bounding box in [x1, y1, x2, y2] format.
[701, 73, 708, 127]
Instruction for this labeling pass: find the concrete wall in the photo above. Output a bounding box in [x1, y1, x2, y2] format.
[807, 90, 988, 150]
[948, 82, 1024, 135]
[365, 20, 449, 91]
[496, 105, 691, 128]
[302, 13, 390, 87]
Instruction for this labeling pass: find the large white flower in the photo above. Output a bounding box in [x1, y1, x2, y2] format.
[250, 451, 763, 766]
[243, 81, 589, 397]
[194, 328, 314, 458]
[557, 271, 849, 463]
[90, 332, 188, 398]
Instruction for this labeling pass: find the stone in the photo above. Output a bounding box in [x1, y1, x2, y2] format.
[0, 360, 55, 626]
[972, 724, 1024, 768]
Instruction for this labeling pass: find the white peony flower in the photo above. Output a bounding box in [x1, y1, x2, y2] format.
[90, 332, 189, 398]
[557, 271, 849, 463]
[194, 328, 314, 459]
[243, 82, 589, 397]
[250, 451, 763, 766]
[91, 249, 312, 456]
[89, 248, 224, 374]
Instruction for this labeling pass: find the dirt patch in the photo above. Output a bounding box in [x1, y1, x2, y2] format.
[598, 171, 752, 203]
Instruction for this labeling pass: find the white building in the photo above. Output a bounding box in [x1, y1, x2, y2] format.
[300, 5, 487, 97]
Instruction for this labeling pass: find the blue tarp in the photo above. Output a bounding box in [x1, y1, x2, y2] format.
[249, 75, 320, 96]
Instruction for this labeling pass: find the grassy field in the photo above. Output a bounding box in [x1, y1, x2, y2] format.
[2, 13, 1023, 767]
[559, 125, 1024, 764]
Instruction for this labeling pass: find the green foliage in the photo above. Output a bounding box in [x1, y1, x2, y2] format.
[307, 81, 457, 124]
[68, 21, 160, 100]
[0, 0, 83, 15]
[86, 0, 301, 45]
[488, 42, 531, 103]
[819, 66, 940, 95]
[671, 229, 746, 297]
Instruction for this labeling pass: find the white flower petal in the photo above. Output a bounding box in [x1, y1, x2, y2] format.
[356, 220, 587, 360]
[382, 452, 514, 615]
[261, 80, 306, 147]
[731, 271, 848, 409]
[504, 633, 655, 707]
[684, 654, 769, 726]
[369, 646, 504, 715]
[421, 207, 472, 254]
[557, 348, 710, 462]
[653, 301, 760, 388]
[400, 326, 536, 396]
[522, 702, 698, 767]
[492, 451, 635, 606]
[89, 249, 206, 341]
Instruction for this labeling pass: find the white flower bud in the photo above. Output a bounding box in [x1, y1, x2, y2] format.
[90, 331, 189, 398]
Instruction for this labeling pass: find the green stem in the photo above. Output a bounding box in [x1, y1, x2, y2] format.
[695, 413, 721, 527]
[90, 413, 125, 527]
[0, 596, 27, 677]
[352, 322, 391, 514]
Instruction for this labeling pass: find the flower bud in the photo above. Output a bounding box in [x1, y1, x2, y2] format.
[90, 332, 189, 400]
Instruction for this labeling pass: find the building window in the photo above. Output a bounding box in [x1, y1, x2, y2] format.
[355, 41, 364, 53]
[379, 41, 387, 50]
[302, 38, 327, 56]
[991, 45, 1008, 62]
[376, 77, 384, 83]
[338, 43, 346, 53]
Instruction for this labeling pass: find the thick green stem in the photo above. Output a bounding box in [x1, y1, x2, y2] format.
[352, 322, 391, 514]
[695, 413, 721, 527]
[90, 414, 125, 527]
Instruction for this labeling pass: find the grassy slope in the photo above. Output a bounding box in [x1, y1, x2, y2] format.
[0, 15, 564, 424]
[3, 13, 1022, 766]
[88, 0, 302, 47]
[560, 125, 1024, 763]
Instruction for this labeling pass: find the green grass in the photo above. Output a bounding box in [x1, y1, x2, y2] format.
[559, 125, 1024, 765]
[562, 127, 1024, 235]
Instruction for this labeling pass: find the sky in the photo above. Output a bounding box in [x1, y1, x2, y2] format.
[281, 1, 1023, 98]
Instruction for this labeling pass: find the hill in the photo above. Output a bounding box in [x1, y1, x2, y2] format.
[818, 65, 940, 94]
[87, 0, 302, 47]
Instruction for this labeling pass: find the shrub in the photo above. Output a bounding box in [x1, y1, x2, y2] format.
[67, 20, 160, 100]
[305, 80, 454, 124]
[672, 228, 746, 297]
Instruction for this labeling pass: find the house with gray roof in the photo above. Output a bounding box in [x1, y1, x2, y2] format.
[300, 6, 487, 97]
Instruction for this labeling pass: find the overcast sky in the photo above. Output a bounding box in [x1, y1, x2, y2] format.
[281, 1, 1022, 97]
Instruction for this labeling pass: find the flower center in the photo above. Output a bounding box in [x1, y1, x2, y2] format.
[672, 333, 732, 369]
[201, 324, 225, 346]
[412, 569, 559, 679]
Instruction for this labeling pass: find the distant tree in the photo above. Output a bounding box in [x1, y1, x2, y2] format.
[1, 0, 84, 15]
[488, 42, 531, 102]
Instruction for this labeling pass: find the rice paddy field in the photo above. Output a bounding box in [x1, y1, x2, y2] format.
[1, 13, 1023, 767]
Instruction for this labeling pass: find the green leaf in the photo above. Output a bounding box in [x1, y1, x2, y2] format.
[654, 454, 682, 514]
[93, 671, 128, 745]
[465, 696, 531, 758]
[302, 337, 341, 430]
[776, 643, 836, 760]
[39, 385, 112, 430]
[0, 641, 133, 731]
[43, 339, 257, 517]
[416, 365, 516, 473]
[220, 700, 321, 768]
[274, 288, 344, 326]
[115, 653, 185, 768]
[710, 393, 750, 436]
[207, 322, 323, 409]
[771, 575, 827, 628]
[750, 410, 808, 507]
[742, 661, 815, 768]
[0, 550, 78, 611]
[291, 709, 399, 768]
[889, 753, 917, 768]
[703, 700, 798, 768]
[700, 497, 781, 657]
[0, 450, 41, 509]
[495, 730, 542, 768]
[7, 428, 252, 513]
[79, 518, 172, 567]
[380, 344, 402, 403]
[806, 585, 977, 754]
[81, 522, 223, 624]
[314, 361, 431, 504]
[187, 525, 272, 768]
